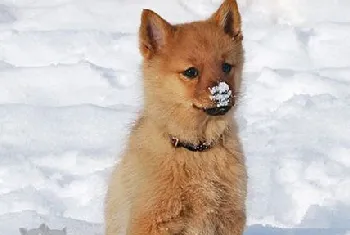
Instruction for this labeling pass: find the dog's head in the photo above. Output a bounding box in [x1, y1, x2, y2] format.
[139, 0, 243, 125]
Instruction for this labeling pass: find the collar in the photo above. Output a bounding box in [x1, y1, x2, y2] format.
[170, 136, 215, 152]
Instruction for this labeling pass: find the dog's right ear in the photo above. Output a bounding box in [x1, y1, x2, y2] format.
[139, 9, 174, 59]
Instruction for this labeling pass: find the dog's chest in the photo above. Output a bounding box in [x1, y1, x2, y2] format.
[182, 176, 234, 212]
[177, 157, 235, 210]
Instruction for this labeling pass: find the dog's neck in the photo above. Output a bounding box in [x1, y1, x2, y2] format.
[144, 109, 231, 146]
[168, 119, 228, 144]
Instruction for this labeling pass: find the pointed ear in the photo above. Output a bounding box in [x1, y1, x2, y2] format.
[19, 228, 27, 235]
[39, 224, 49, 232]
[209, 0, 242, 40]
[139, 9, 174, 58]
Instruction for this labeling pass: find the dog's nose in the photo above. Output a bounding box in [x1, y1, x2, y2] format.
[204, 106, 232, 116]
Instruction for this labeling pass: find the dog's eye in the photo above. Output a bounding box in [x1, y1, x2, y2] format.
[222, 63, 232, 74]
[182, 67, 199, 79]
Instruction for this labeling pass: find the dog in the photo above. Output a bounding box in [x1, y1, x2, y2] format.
[19, 224, 66, 235]
[105, 0, 247, 234]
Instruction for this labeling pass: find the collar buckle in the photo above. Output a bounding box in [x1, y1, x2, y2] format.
[171, 137, 180, 147]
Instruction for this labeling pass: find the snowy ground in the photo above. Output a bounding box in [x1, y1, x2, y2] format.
[0, 0, 349, 234]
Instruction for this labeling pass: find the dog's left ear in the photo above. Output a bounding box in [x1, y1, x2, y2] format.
[209, 0, 242, 40]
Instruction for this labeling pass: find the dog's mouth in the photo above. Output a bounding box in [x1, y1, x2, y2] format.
[193, 104, 233, 116]
[204, 106, 232, 116]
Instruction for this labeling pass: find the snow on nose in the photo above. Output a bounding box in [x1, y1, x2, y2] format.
[209, 81, 232, 107]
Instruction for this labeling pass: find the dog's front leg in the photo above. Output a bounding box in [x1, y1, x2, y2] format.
[126, 192, 185, 235]
[216, 211, 246, 235]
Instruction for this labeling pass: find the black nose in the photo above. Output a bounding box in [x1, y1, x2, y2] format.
[204, 106, 232, 116]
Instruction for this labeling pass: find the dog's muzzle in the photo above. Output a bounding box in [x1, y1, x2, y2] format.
[203, 106, 232, 116]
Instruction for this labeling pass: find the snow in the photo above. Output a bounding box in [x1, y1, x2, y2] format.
[0, 0, 349, 234]
[209, 81, 232, 107]
[19, 224, 66, 235]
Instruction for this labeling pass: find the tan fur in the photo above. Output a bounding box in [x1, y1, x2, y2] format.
[105, 0, 247, 234]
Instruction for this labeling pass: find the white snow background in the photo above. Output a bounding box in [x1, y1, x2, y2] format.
[0, 0, 349, 234]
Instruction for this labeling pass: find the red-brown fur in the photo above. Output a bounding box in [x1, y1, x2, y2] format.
[105, 0, 247, 234]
